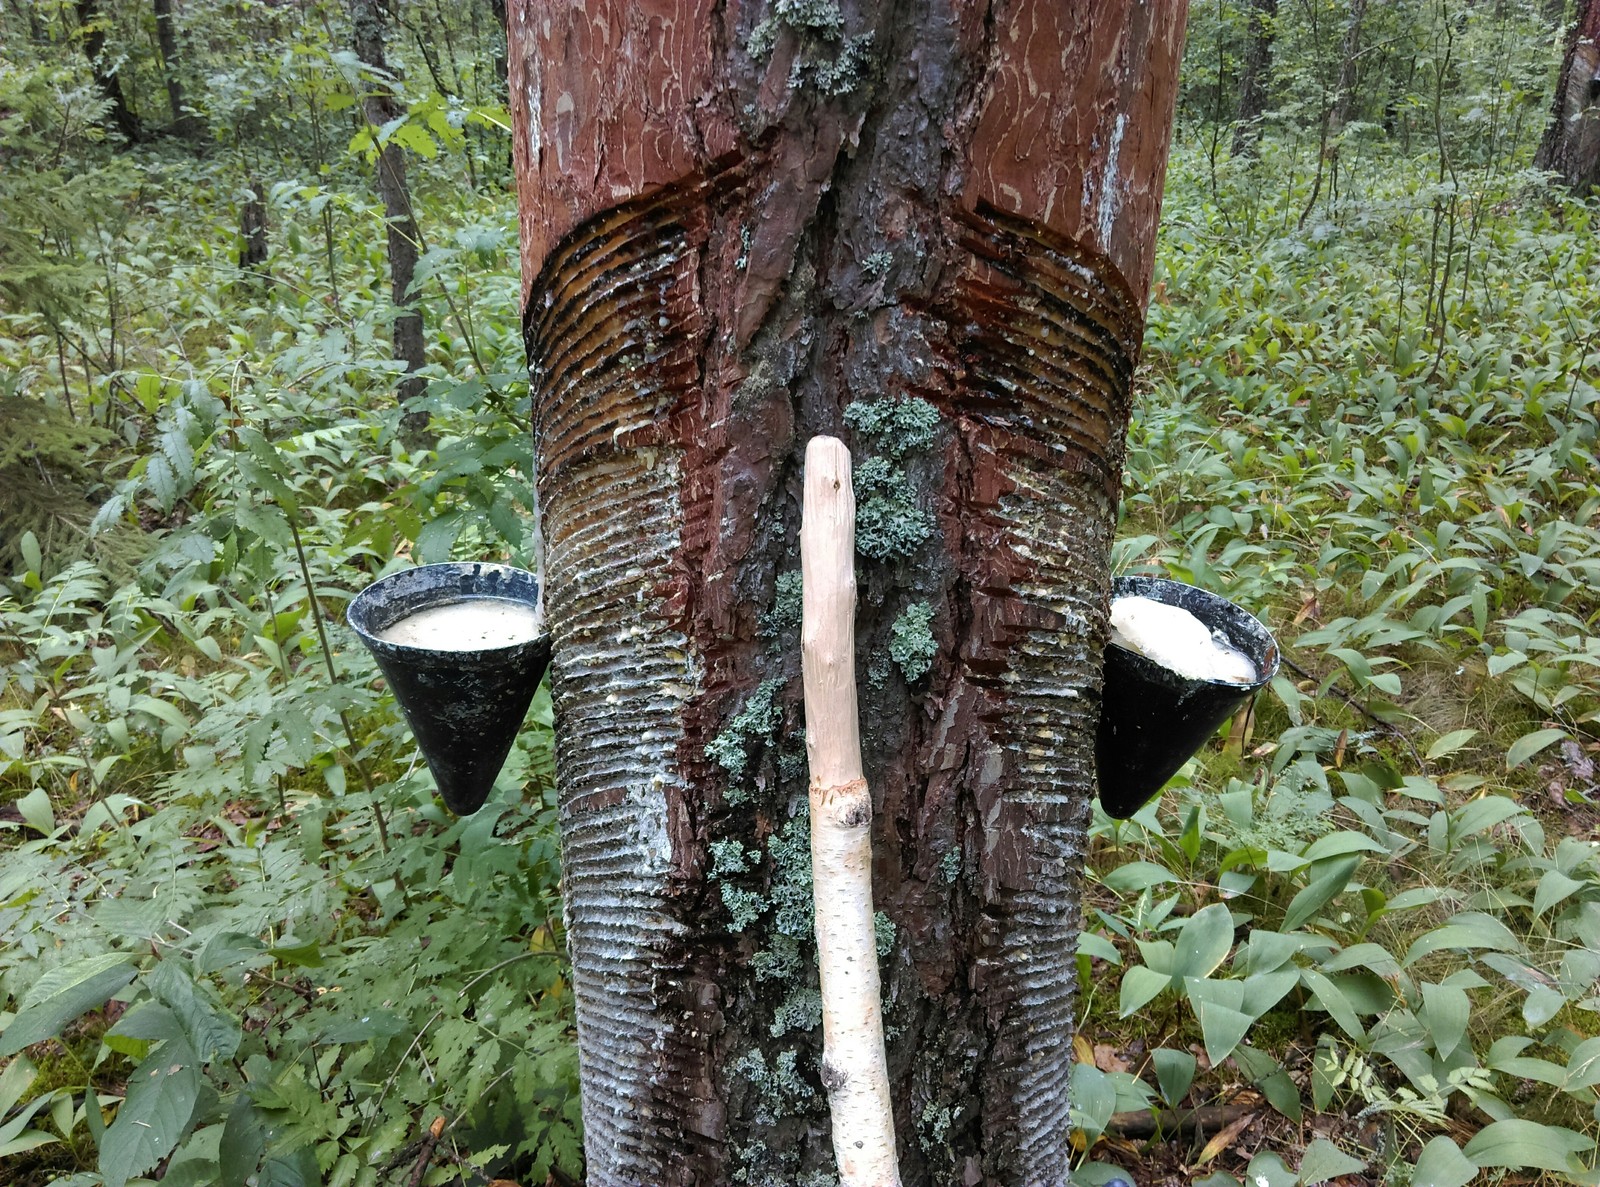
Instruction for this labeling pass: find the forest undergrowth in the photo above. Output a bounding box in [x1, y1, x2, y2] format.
[2, 7, 1600, 1184]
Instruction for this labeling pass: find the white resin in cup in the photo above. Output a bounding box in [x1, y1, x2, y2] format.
[1110, 594, 1256, 684]
[376, 598, 544, 651]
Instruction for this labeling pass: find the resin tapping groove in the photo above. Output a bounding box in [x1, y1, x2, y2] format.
[914, 202, 1142, 1181]
[524, 170, 744, 1187]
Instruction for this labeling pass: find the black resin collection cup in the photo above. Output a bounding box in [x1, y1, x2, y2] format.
[1095, 575, 1279, 819]
[347, 562, 551, 815]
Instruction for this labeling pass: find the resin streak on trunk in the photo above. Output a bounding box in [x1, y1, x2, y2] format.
[929, 209, 1139, 1177]
[526, 176, 734, 1185]
[513, 3, 1186, 1182]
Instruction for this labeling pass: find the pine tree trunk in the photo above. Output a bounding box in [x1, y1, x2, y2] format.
[75, 0, 140, 144]
[1232, 0, 1279, 158]
[507, 3, 1188, 1183]
[1536, 0, 1600, 193]
[349, 0, 429, 438]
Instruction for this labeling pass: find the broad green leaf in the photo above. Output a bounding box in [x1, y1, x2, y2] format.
[15, 787, 54, 834]
[100, 1037, 201, 1187]
[1461, 1119, 1592, 1172]
[1241, 970, 1299, 1018]
[1534, 869, 1586, 917]
[0, 954, 137, 1057]
[196, 931, 268, 974]
[1299, 967, 1364, 1039]
[1152, 1047, 1196, 1106]
[1282, 855, 1361, 932]
[1523, 985, 1565, 1028]
[1450, 794, 1526, 841]
[1075, 932, 1122, 965]
[1245, 1150, 1296, 1187]
[1068, 1062, 1115, 1143]
[1102, 861, 1178, 893]
[1171, 904, 1235, 980]
[1185, 978, 1253, 1066]
[0, 1084, 55, 1149]
[1298, 1137, 1364, 1184]
[1118, 965, 1170, 1017]
[1319, 942, 1400, 978]
[266, 940, 323, 968]
[1300, 831, 1387, 862]
[1411, 1136, 1477, 1187]
[1420, 981, 1470, 1060]
[0, 1055, 37, 1115]
[1243, 930, 1315, 975]
[1232, 1045, 1302, 1122]
[149, 961, 242, 1064]
[1563, 1036, 1600, 1091]
[1506, 728, 1567, 769]
[1403, 914, 1522, 966]
[1425, 729, 1478, 761]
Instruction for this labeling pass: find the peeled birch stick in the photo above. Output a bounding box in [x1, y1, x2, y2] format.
[801, 435, 903, 1187]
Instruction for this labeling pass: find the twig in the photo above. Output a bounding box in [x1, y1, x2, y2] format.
[406, 1116, 446, 1187]
[1104, 1103, 1259, 1141]
[801, 436, 902, 1187]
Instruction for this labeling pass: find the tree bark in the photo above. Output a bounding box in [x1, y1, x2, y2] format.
[508, 3, 1188, 1184]
[349, 0, 428, 437]
[151, 0, 199, 140]
[1232, 0, 1279, 158]
[237, 181, 269, 285]
[1329, 0, 1370, 138]
[486, 0, 509, 86]
[1536, 0, 1600, 193]
[75, 0, 140, 144]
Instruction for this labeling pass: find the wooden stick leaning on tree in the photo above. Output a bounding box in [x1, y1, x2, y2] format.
[801, 435, 903, 1187]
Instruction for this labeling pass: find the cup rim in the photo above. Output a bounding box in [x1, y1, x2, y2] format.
[346, 561, 547, 659]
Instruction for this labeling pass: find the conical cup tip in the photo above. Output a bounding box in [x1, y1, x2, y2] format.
[347, 562, 551, 815]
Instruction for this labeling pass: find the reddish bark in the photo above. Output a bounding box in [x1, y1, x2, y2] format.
[509, 4, 1187, 1184]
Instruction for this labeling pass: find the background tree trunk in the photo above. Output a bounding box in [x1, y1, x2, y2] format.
[151, 0, 200, 140]
[1536, 0, 1600, 192]
[1232, 0, 1279, 158]
[75, 0, 140, 144]
[1329, 0, 1371, 137]
[508, 2, 1187, 1183]
[349, 0, 428, 438]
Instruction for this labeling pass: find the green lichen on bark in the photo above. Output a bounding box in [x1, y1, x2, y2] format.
[747, 0, 872, 96]
[707, 678, 785, 779]
[873, 910, 896, 957]
[889, 600, 937, 681]
[853, 456, 933, 562]
[750, 935, 804, 983]
[732, 1047, 816, 1117]
[768, 987, 823, 1037]
[843, 395, 941, 458]
[759, 570, 803, 641]
[766, 810, 814, 939]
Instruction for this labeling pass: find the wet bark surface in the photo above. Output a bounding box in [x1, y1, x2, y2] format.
[1536, 0, 1600, 193]
[509, 3, 1187, 1183]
